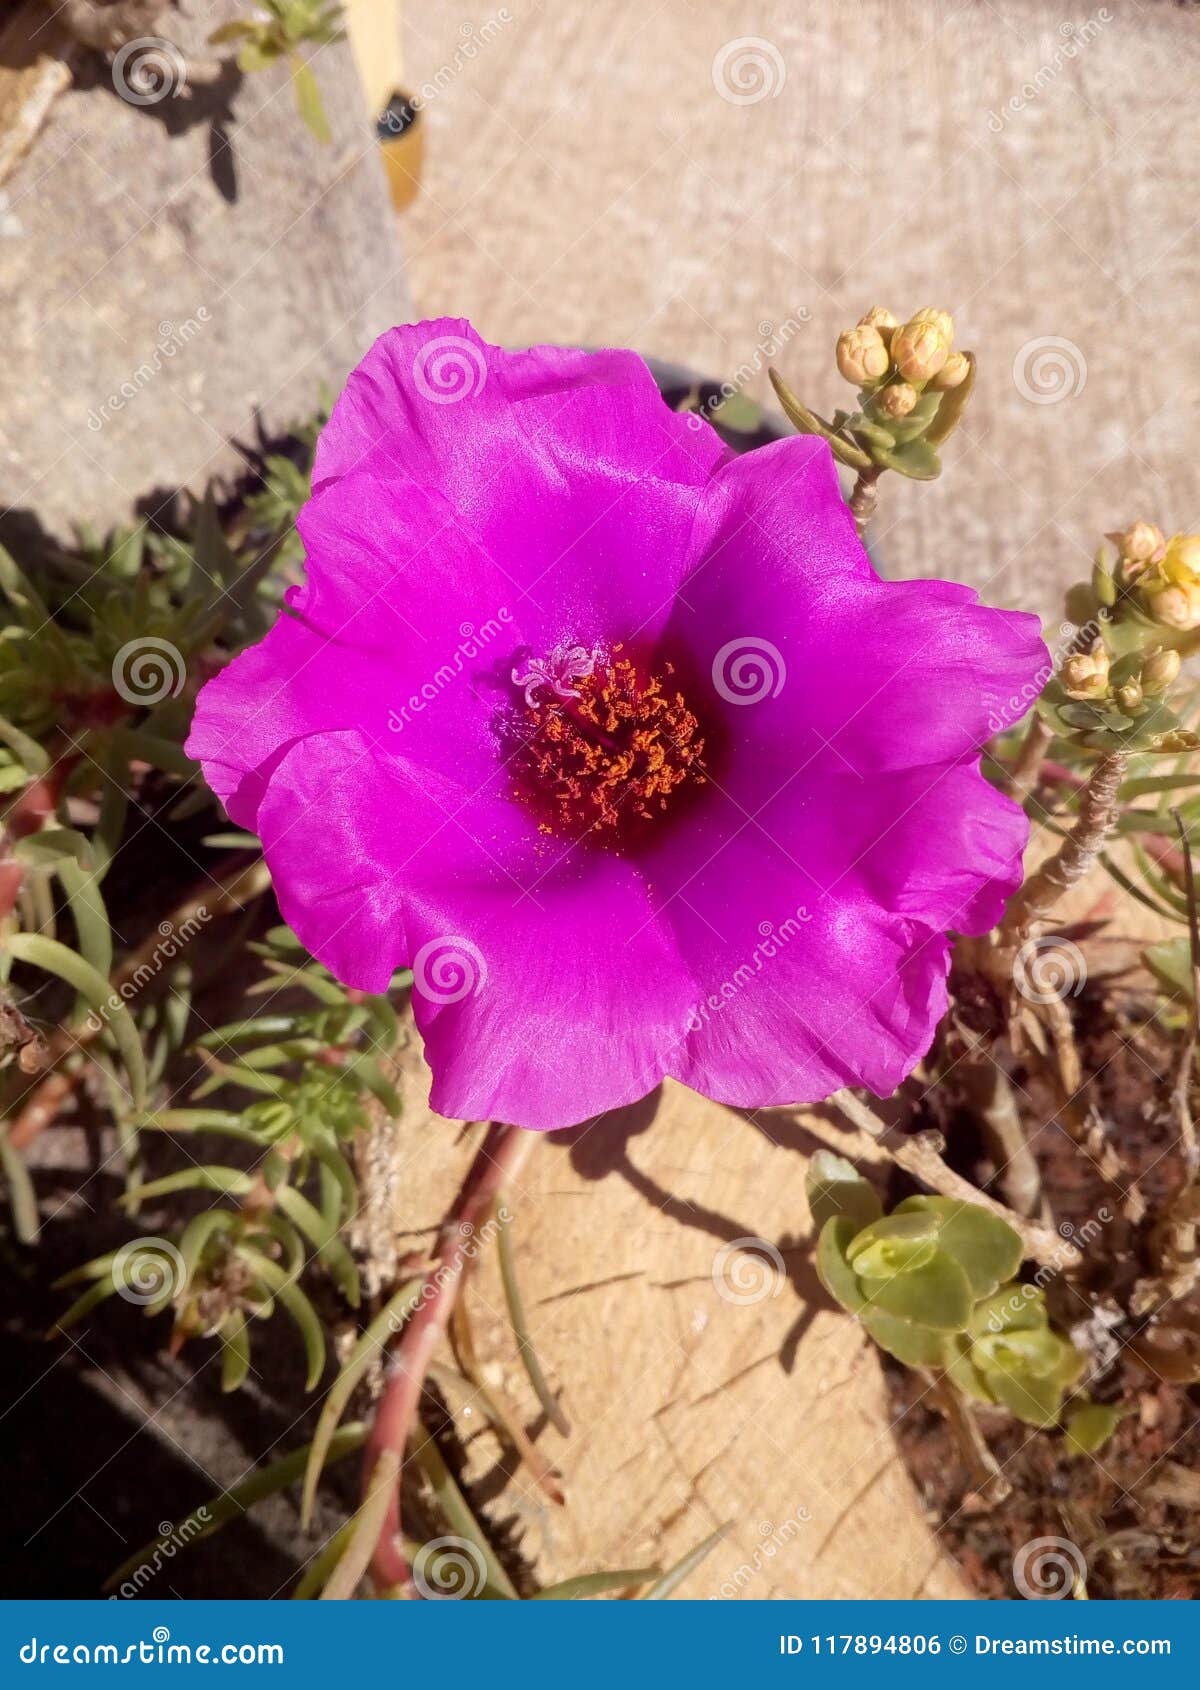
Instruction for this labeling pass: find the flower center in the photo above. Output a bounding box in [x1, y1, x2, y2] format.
[508, 643, 706, 842]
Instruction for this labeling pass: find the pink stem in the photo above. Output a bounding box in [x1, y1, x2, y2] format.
[364, 1119, 534, 1594]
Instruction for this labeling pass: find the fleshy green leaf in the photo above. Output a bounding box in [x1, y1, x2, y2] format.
[806, 1150, 882, 1233]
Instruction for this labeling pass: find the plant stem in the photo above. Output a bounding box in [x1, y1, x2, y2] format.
[829, 1089, 1079, 1270]
[847, 465, 883, 537]
[1007, 714, 1054, 800]
[1002, 751, 1127, 937]
[364, 1119, 535, 1595]
[924, 1372, 1011, 1506]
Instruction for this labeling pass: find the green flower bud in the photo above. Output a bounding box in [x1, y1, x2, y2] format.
[1114, 680, 1143, 713]
[1141, 646, 1181, 695]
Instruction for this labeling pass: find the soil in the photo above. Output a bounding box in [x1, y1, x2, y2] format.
[888, 976, 1200, 1600]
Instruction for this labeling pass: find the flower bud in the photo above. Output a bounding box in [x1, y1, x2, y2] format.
[1141, 646, 1181, 695]
[858, 306, 898, 349]
[909, 307, 955, 344]
[1109, 521, 1164, 566]
[890, 318, 950, 383]
[877, 381, 917, 418]
[1146, 583, 1200, 630]
[1163, 533, 1200, 583]
[836, 324, 890, 385]
[1114, 681, 1143, 714]
[1060, 645, 1109, 699]
[929, 351, 970, 390]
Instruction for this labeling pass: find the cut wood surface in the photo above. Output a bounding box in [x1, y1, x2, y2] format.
[385, 1038, 970, 1600]
[398, 0, 1199, 621]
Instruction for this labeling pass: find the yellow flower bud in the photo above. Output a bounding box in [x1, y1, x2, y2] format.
[909, 307, 955, 344]
[1114, 681, 1143, 714]
[890, 318, 950, 383]
[1060, 645, 1110, 699]
[836, 324, 890, 385]
[877, 381, 918, 418]
[929, 351, 970, 391]
[1146, 582, 1200, 630]
[1109, 521, 1164, 566]
[1141, 647, 1181, 695]
[858, 306, 898, 349]
[1163, 533, 1200, 585]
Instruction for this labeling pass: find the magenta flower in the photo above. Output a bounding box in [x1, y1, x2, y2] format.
[187, 319, 1046, 1131]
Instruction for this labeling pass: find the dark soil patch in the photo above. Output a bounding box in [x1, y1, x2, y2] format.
[888, 981, 1200, 1600]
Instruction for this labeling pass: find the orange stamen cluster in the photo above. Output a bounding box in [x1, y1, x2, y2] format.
[512, 653, 706, 841]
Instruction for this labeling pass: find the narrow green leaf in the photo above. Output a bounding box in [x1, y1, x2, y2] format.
[103, 1424, 367, 1592]
[274, 1184, 360, 1307]
[641, 1523, 730, 1599]
[220, 1309, 252, 1392]
[4, 932, 146, 1107]
[0, 1132, 40, 1244]
[240, 1246, 326, 1388]
[532, 1568, 660, 1599]
[122, 1167, 254, 1204]
[767, 369, 871, 468]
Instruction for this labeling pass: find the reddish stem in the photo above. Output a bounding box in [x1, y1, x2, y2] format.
[364, 1119, 534, 1594]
